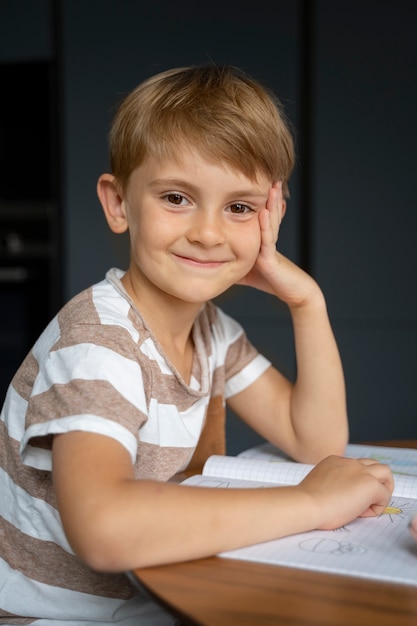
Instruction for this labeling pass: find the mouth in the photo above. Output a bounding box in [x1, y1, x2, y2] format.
[173, 254, 227, 268]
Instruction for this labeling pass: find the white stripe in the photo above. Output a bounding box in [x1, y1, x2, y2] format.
[0, 558, 173, 624]
[92, 280, 140, 344]
[215, 307, 244, 341]
[32, 344, 147, 412]
[32, 315, 61, 361]
[0, 384, 28, 442]
[225, 354, 271, 398]
[140, 337, 172, 375]
[0, 467, 72, 550]
[20, 416, 138, 468]
[139, 397, 208, 447]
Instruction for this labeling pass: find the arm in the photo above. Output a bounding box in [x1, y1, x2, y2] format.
[229, 183, 348, 463]
[53, 431, 393, 572]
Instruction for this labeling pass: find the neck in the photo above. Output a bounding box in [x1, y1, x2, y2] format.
[121, 270, 203, 353]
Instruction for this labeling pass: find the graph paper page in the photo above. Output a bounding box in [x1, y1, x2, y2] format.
[220, 496, 417, 586]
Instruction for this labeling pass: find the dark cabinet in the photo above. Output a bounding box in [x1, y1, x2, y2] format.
[0, 59, 61, 401]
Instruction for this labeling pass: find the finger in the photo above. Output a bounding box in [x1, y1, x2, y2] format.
[265, 182, 283, 240]
[359, 458, 395, 491]
[258, 208, 275, 251]
[274, 181, 285, 222]
[356, 457, 384, 465]
[360, 502, 390, 518]
[359, 478, 393, 518]
[368, 463, 394, 495]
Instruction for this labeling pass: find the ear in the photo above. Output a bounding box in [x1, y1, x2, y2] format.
[97, 174, 129, 234]
[280, 199, 287, 221]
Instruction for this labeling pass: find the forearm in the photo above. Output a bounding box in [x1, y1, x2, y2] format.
[246, 246, 348, 460]
[53, 433, 317, 572]
[72, 480, 316, 572]
[288, 288, 348, 461]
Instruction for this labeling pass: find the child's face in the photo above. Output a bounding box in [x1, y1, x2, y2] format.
[122, 146, 271, 307]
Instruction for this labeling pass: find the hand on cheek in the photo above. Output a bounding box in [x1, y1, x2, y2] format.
[264, 181, 284, 244]
[257, 181, 284, 258]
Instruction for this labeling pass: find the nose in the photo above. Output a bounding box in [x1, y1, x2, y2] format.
[186, 208, 225, 247]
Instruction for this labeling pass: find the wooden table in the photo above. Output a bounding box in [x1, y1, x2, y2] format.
[132, 441, 417, 625]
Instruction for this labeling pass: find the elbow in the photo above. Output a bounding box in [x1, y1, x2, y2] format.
[311, 429, 349, 463]
[333, 422, 350, 456]
[77, 540, 164, 574]
[296, 427, 349, 465]
[74, 539, 123, 574]
[58, 481, 174, 572]
[62, 505, 139, 573]
[65, 528, 122, 574]
[76, 546, 150, 575]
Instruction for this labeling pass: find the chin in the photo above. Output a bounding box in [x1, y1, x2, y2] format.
[169, 280, 234, 303]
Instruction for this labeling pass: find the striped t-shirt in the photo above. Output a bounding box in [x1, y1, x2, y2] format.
[0, 268, 270, 625]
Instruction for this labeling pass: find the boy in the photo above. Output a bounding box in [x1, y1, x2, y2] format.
[0, 65, 393, 625]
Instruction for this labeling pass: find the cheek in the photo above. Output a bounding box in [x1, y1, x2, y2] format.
[145, 213, 176, 241]
[131, 214, 168, 251]
[237, 225, 261, 262]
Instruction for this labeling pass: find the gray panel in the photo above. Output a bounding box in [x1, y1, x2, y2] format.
[334, 325, 416, 442]
[313, 1, 417, 441]
[314, 0, 417, 322]
[0, 0, 52, 61]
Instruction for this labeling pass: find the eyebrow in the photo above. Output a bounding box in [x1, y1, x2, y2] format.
[149, 178, 268, 199]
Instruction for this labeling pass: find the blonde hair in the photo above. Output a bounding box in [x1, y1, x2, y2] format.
[109, 64, 295, 196]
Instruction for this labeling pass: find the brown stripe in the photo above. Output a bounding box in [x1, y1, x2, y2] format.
[225, 334, 259, 380]
[135, 442, 194, 480]
[26, 379, 148, 436]
[143, 356, 206, 408]
[52, 319, 144, 357]
[0, 516, 134, 599]
[56, 286, 99, 328]
[196, 301, 216, 360]
[11, 350, 39, 403]
[0, 609, 35, 624]
[187, 395, 226, 472]
[0, 420, 57, 508]
[211, 364, 226, 398]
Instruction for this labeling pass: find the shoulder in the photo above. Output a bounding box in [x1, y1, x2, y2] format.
[55, 269, 145, 348]
[15, 270, 144, 396]
[59, 269, 131, 327]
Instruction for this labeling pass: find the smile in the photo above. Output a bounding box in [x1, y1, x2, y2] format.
[173, 254, 227, 268]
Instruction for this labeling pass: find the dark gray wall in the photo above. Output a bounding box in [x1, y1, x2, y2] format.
[313, 0, 417, 443]
[0, 0, 52, 61]
[1, 0, 416, 452]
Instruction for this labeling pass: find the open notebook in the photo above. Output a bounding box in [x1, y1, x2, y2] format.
[182, 443, 417, 586]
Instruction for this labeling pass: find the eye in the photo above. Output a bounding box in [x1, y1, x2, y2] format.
[165, 193, 188, 206]
[229, 203, 253, 214]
